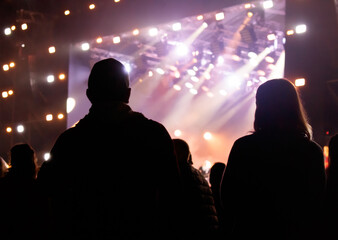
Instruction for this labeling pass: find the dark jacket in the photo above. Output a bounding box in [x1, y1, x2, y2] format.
[37, 102, 183, 239]
[220, 133, 326, 239]
[180, 164, 219, 240]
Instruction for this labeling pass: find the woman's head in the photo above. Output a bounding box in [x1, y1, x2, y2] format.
[9, 143, 37, 179]
[254, 78, 311, 138]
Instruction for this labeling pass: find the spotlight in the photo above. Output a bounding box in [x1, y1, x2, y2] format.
[6, 127, 12, 133]
[295, 78, 305, 87]
[172, 22, 181, 31]
[9, 62, 15, 68]
[64, 10, 70, 15]
[21, 23, 28, 30]
[2, 91, 8, 98]
[174, 129, 182, 137]
[57, 113, 64, 120]
[215, 12, 225, 21]
[189, 89, 198, 95]
[113, 36, 121, 44]
[267, 33, 276, 41]
[203, 132, 212, 140]
[44, 153, 51, 161]
[4, 27, 11, 35]
[286, 29, 294, 36]
[3, 64, 9, 71]
[148, 28, 158, 37]
[48, 46, 56, 54]
[96, 37, 103, 43]
[11, 25, 16, 31]
[59, 73, 66, 80]
[17, 125, 24, 133]
[196, 15, 204, 21]
[173, 84, 181, 91]
[8, 90, 13, 95]
[263, 0, 274, 9]
[67, 97, 76, 113]
[81, 42, 90, 51]
[175, 43, 189, 57]
[47, 75, 55, 83]
[295, 24, 307, 34]
[132, 29, 140, 35]
[46, 114, 53, 121]
[89, 4, 95, 10]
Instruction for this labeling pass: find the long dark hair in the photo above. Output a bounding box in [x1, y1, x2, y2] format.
[253, 78, 312, 139]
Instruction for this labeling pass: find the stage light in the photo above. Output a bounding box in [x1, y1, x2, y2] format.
[132, 29, 139, 35]
[113, 36, 121, 44]
[64, 10, 70, 15]
[46, 114, 53, 121]
[265, 56, 275, 63]
[9, 62, 15, 68]
[172, 22, 181, 31]
[173, 84, 181, 91]
[11, 25, 16, 31]
[4, 27, 11, 35]
[156, 68, 165, 75]
[247, 12, 254, 18]
[89, 4, 95, 10]
[232, 55, 241, 61]
[67, 97, 76, 113]
[196, 15, 204, 21]
[219, 89, 227, 96]
[244, 3, 252, 9]
[175, 43, 189, 57]
[123, 62, 131, 73]
[286, 29, 294, 35]
[191, 76, 199, 82]
[59, 73, 66, 80]
[44, 153, 51, 161]
[295, 24, 307, 34]
[190, 89, 198, 95]
[174, 71, 180, 78]
[114, 0, 120, 2]
[2, 91, 8, 98]
[203, 132, 212, 140]
[21, 44, 25, 48]
[81, 42, 90, 51]
[187, 69, 196, 76]
[295, 78, 305, 87]
[96, 37, 103, 43]
[174, 129, 182, 137]
[57, 113, 64, 119]
[47, 75, 55, 83]
[148, 28, 158, 37]
[263, 0, 274, 9]
[3, 64, 9, 71]
[202, 22, 208, 28]
[8, 90, 13, 95]
[185, 82, 193, 89]
[215, 12, 225, 21]
[17, 125, 24, 133]
[267, 33, 276, 41]
[248, 51, 257, 58]
[6, 127, 12, 133]
[227, 75, 242, 89]
[148, 71, 153, 77]
[217, 55, 225, 65]
[48, 46, 56, 54]
[21, 23, 28, 30]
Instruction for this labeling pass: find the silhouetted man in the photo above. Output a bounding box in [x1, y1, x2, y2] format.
[38, 58, 183, 239]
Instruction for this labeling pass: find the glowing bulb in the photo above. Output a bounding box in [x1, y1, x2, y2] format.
[2, 91, 8, 98]
[67, 97, 76, 113]
[4, 28, 11, 35]
[132, 29, 139, 35]
[44, 153, 51, 161]
[81, 42, 90, 51]
[172, 22, 181, 31]
[148, 28, 158, 37]
[295, 24, 307, 34]
[96, 37, 103, 43]
[173, 84, 181, 91]
[89, 4, 95, 10]
[175, 43, 189, 57]
[215, 12, 225, 21]
[47, 75, 55, 83]
[3, 64, 9, 71]
[203, 132, 212, 140]
[174, 129, 182, 137]
[295, 78, 306, 87]
[11, 25, 16, 31]
[113, 36, 121, 44]
[196, 15, 203, 21]
[59, 73, 66, 80]
[64, 10, 70, 15]
[17, 125, 24, 133]
[263, 0, 274, 9]
[21, 23, 28, 30]
[6, 127, 12, 133]
[57, 113, 64, 119]
[9, 62, 15, 68]
[8, 90, 13, 95]
[48, 46, 56, 54]
[46, 114, 53, 121]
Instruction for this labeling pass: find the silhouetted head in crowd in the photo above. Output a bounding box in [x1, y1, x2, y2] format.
[254, 78, 312, 139]
[9, 143, 37, 179]
[209, 162, 226, 188]
[0, 156, 9, 178]
[86, 58, 131, 104]
[173, 138, 193, 166]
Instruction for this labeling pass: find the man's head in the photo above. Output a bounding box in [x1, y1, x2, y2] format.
[86, 58, 131, 104]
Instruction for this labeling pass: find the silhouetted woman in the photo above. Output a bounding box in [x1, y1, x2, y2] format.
[220, 79, 325, 239]
[0, 144, 47, 239]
